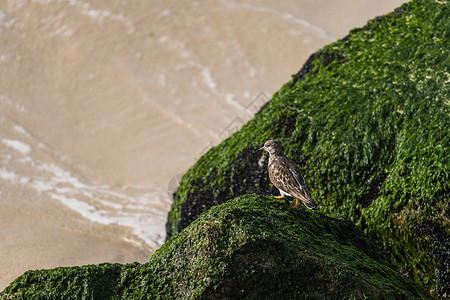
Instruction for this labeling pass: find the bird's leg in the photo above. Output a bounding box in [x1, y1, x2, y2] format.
[274, 195, 285, 199]
[290, 199, 299, 209]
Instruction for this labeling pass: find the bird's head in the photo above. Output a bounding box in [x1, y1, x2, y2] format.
[259, 139, 283, 156]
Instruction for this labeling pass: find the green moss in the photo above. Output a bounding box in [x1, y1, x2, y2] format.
[168, 0, 449, 296]
[1, 264, 123, 299]
[1, 195, 431, 299]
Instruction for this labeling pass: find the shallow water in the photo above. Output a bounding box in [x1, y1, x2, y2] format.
[0, 0, 407, 289]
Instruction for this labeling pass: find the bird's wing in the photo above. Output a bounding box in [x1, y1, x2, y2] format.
[269, 156, 316, 209]
[285, 161, 315, 209]
[288, 167, 310, 199]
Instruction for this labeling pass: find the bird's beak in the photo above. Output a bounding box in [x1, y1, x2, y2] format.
[255, 146, 264, 153]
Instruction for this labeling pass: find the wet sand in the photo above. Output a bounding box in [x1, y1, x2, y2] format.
[0, 185, 151, 288]
[0, 0, 407, 290]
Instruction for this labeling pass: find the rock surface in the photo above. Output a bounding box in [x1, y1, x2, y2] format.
[167, 0, 449, 297]
[1, 195, 431, 299]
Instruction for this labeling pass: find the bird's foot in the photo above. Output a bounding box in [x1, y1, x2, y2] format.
[290, 199, 299, 209]
[274, 196, 285, 199]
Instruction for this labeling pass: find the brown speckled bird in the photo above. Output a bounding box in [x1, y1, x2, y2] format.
[259, 140, 316, 209]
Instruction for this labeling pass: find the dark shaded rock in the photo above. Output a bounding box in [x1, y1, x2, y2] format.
[290, 50, 348, 87]
[166, 146, 279, 239]
[1, 195, 431, 299]
[167, 0, 450, 297]
[359, 172, 387, 208]
[417, 221, 450, 298]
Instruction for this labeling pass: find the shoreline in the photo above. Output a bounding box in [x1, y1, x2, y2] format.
[0, 185, 152, 290]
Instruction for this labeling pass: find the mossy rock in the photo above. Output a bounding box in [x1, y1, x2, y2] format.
[167, 0, 449, 297]
[1, 195, 431, 299]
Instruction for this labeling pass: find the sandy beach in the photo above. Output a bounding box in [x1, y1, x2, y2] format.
[0, 0, 407, 290]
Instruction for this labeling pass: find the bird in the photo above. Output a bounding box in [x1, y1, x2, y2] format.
[259, 139, 316, 209]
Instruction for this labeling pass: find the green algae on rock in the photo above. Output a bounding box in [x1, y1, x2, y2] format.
[167, 0, 449, 297]
[1, 195, 431, 299]
[1, 264, 124, 299]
